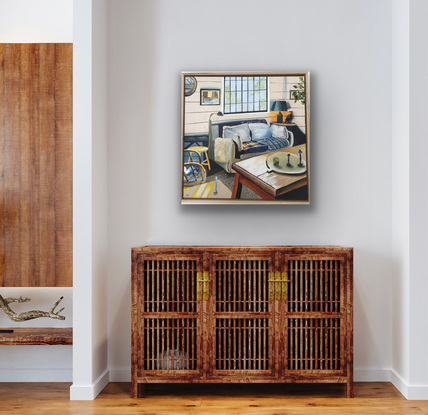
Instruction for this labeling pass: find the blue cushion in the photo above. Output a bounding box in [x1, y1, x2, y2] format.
[263, 136, 289, 151]
[249, 123, 272, 140]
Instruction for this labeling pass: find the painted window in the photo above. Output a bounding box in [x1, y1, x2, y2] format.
[224, 76, 268, 114]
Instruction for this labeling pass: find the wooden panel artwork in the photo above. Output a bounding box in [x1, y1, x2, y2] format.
[132, 246, 353, 399]
[0, 44, 72, 287]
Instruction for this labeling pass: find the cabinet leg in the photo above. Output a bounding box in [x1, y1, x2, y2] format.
[346, 381, 354, 398]
[131, 380, 140, 398]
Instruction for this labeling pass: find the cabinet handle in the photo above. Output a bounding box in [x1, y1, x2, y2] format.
[269, 271, 290, 301]
[197, 272, 203, 301]
[275, 271, 281, 300]
[282, 272, 290, 301]
[268, 272, 275, 300]
[197, 271, 210, 301]
[203, 271, 210, 301]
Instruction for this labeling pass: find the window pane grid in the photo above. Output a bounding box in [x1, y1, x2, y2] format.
[224, 76, 268, 115]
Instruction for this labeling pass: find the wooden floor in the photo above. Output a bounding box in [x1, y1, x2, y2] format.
[0, 382, 427, 414]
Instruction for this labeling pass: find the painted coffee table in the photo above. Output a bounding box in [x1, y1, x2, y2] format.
[231, 144, 308, 200]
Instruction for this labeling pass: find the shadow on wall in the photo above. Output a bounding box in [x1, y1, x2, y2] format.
[353, 248, 392, 372]
[107, 0, 162, 373]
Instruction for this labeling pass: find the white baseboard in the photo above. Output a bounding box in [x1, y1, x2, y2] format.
[391, 369, 428, 400]
[354, 369, 391, 382]
[4, 367, 425, 400]
[109, 369, 131, 382]
[70, 368, 109, 400]
[0, 368, 72, 382]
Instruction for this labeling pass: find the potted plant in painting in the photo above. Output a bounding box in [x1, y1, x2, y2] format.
[291, 76, 305, 105]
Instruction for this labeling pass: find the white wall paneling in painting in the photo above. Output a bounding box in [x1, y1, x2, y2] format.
[184, 76, 223, 135]
[270, 76, 306, 133]
[184, 75, 306, 135]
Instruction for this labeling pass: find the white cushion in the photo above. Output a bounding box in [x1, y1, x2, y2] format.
[223, 129, 242, 151]
[270, 124, 289, 139]
[223, 124, 251, 143]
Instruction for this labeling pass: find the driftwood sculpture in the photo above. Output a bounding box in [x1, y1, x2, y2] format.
[0, 294, 65, 322]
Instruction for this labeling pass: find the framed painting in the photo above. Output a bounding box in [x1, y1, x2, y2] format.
[181, 71, 310, 205]
[200, 88, 221, 105]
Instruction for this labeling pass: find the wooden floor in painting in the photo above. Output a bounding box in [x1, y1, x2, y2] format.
[0, 382, 427, 414]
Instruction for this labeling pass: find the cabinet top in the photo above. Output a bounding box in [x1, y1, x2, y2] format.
[132, 245, 353, 255]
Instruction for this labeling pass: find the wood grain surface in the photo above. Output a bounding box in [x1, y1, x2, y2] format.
[0, 44, 72, 287]
[232, 144, 308, 198]
[0, 382, 425, 414]
[132, 246, 353, 398]
[0, 327, 72, 345]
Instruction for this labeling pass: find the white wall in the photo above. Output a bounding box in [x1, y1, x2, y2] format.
[92, 0, 109, 393]
[0, 0, 72, 43]
[0, 0, 73, 383]
[392, 0, 410, 391]
[391, 0, 428, 400]
[408, 0, 428, 397]
[107, 0, 157, 379]
[107, 0, 393, 381]
[70, 0, 109, 400]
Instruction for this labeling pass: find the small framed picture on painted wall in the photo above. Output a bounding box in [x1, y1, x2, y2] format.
[200, 88, 221, 105]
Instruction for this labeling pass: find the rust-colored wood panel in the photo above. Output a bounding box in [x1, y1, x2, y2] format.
[53, 44, 73, 287]
[4, 44, 22, 286]
[0, 44, 72, 287]
[39, 43, 57, 287]
[0, 45, 5, 287]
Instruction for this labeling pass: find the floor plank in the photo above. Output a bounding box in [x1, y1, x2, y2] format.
[0, 382, 426, 415]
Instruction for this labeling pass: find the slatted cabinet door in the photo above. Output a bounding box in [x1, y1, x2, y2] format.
[207, 253, 277, 379]
[279, 251, 353, 397]
[132, 252, 203, 397]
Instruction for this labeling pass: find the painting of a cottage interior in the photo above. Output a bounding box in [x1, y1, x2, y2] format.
[182, 72, 309, 204]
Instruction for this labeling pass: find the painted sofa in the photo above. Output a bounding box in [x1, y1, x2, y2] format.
[212, 119, 294, 173]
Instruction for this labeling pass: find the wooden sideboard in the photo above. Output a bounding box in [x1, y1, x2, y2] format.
[131, 246, 353, 398]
